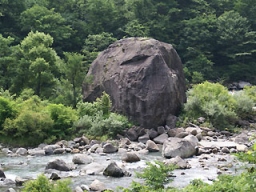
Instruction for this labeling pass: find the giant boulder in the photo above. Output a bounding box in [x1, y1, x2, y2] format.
[83, 37, 186, 128]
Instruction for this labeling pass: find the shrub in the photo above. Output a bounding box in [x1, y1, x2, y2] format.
[22, 174, 72, 192]
[77, 91, 111, 117]
[243, 85, 256, 104]
[75, 111, 131, 138]
[75, 92, 131, 138]
[183, 168, 256, 192]
[232, 91, 254, 119]
[0, 96, 17, 129]
[2, 108, 54, 146]
[182, 81, 238, 129]
[46, 104, 78, 140]
[0, 96, 54, 146]
[120, 161, 177, 192]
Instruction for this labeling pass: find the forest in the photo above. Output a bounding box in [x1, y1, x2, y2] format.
[0, 0, 256, 146]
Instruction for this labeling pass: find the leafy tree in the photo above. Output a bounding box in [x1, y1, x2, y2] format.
[235, 0, 256, 30]
[85, 0, 119, 34]
[59, 52, 85, 108]
[12, 31, 61, 99]
[0, 0, 26, 40]
[183, 81, 238, 129]
[20, 4, 72, 52]
[178, 14, 217, 81]
[82, 32, 117, 66]
[123, 20, 150, 37]
[214, 10, 256, 82]
[0, 96, 17, 130]
[0, 34, 16, 90]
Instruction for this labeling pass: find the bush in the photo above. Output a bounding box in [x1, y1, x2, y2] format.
[77, 91, 111, 117]
[0, 96, 53, 146]
[75, 111, 131, 138]
[232, 91, 254, 119]
[243, 85, 256, 104]
[183, 81, 237, 129]
[2, 109, 54, 146]
[0, 96, 17, 129]
[183, 168, 256, 192]
[75, 92, 131, 138]
[22, 174, 72, 192]
[46, 104, 78, 140]
[120, 161, 177, 192]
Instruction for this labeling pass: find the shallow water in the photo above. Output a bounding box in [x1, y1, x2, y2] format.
[0, 151, 249, 191]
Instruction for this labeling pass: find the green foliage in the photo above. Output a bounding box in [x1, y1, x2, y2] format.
[1, 96, 53, 146]
[183, 81, 237, 129]
[20, 5, 72, 43]
[243, 85, 256, 103]
[120, 161, 177, 192]
[46, 104, 78, 140]
[22, 174, 72, 192]
[136, 161, 176, 190]
[182, 168, 256, 192]
[0, 96, 17, 129]
[75, 92, 131, 138]
[77, 92, 111, 117]
[82, 32, 117, 67]
[53, 52, 85, 107]
[0, 34, 16, 90]
[12, 31, 61, 98]
[232, 91, 254, 118]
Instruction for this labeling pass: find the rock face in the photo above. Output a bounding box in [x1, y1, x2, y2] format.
[83, 37, 186, 127]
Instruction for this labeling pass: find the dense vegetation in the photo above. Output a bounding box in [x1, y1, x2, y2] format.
[0, 90, 131, 146]
[179, 81, 256, 130]
[1, 0, 256, 107]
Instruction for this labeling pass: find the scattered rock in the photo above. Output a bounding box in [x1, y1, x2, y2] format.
[0, 169, 6, 178]
[53, 148, 65, 154]
[157, 126, 166, 135]
[146, 140, 160, 152]
[103, 162, 126, 177]
[43, 144, 61, 155]
[164, 156, 190, 169]
[80, 162, 105, 175]
[125, 127, 138, 141]
[89, 179, 106, 191]
[221, 147, 230, 154]
[176, 132, 189, 138]
[45, 159, 72, 171]
[138, 134, 150, 144]
[162, 137, 196, 158]
[15, 148, 28, 156]
[103, 143, 118, 153]
[148, 129, 159, 140]
[28, 148, 45, 156]
[15, 176, 27, 186]
[153, 133, 168, 144]
[72, 154, 93, 165]
[50, 173, 61, 180]
[236, 144, 248, 152]
[121, 152, 140, 163]
[74, 186, 84, 192]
